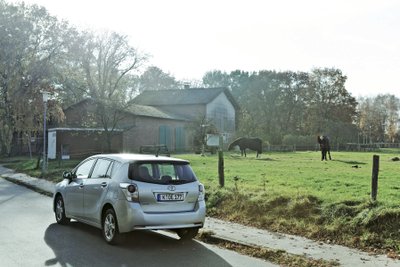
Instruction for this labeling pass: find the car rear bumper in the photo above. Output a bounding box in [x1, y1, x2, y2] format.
[115, 200, 206, 233]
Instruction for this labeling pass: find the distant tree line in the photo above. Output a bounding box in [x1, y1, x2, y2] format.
[356, 95, 399, 143]
[0, 1, 399, 155]
[202, 70, 399, 145]
[202, 69, 358, 145]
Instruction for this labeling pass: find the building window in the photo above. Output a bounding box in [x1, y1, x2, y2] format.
[211, 106, 234, 133]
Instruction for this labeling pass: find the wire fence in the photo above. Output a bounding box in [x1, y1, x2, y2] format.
[266, 143, 400, 152]
[6, 137, 400, 159]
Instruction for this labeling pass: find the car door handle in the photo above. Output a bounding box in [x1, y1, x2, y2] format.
[101, 182, 108, 188]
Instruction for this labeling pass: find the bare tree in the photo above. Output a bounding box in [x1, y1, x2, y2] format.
[72, 30, 147, 151]
[385, 95, 400, 142]
[358, 94, 400, 143]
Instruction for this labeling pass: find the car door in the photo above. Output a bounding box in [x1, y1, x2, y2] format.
[64, 158, 96, 218]
[83, 158, 113, 225]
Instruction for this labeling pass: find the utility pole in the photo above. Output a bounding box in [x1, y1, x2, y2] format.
[42, 91, 49, 175]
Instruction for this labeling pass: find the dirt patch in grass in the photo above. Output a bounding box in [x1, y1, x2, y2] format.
[256, 157, 276, 161]
[334, 160, 367, 165]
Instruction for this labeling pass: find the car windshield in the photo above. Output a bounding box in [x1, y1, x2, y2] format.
[128, 161, 197, 184]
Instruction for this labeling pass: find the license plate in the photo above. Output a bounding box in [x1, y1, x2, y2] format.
[157, 193, 185, 202]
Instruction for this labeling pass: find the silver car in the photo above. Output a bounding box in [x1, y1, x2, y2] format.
[53, 153, 206, 244]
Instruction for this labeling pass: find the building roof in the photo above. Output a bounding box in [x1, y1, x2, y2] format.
[126, 104, 188, 121]
[64, 98, 188, 121]
[63, 87, 239, 123]
[48, 127, 123, 132]
[133, 87, 239, 109]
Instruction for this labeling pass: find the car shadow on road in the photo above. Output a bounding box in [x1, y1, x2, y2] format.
[44, 222, 232, 267]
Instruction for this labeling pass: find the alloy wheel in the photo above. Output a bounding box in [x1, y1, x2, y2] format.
[104, 213, 116, 241]
[56, 198, 64, 222]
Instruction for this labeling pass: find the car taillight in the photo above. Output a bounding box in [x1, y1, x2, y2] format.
[127, 184, 136, 193]
[198, 183, 205, 201]
[120, 183, 139, 202]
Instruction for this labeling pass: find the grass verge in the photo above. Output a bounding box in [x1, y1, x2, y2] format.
[205, 186, 400, 258]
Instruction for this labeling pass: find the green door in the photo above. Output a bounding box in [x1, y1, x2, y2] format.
[175, 127, 185, 152]
[159, 125, 171, 149]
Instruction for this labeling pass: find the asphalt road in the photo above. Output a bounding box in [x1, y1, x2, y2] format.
[0, 178, 274, 267]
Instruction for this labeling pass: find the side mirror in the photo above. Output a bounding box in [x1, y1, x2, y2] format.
[62, 171, 75, 181]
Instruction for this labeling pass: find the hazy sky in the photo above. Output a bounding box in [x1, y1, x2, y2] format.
[8, 0, 400, 98]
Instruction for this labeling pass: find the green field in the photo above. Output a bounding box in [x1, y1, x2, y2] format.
[186, 150, 400, 254]
[187, 151, 400, 207]
[1, 150, 400, 254]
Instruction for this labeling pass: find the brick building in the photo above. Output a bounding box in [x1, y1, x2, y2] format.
[49, 87, 238, 158]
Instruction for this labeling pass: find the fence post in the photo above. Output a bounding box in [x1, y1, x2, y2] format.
[371, 155, 379, 201]
[218, 135, 224, 187]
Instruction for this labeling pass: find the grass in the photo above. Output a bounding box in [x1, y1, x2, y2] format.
[185, 150, 400, 255]
[186, 151, 400, 206]
[1, 150, 400, 256]
[0, 156, 81, 182]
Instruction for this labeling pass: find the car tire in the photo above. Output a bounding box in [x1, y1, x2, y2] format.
[102, 208, 121, 245]
[176, 227, 199, 240]
[55, 195, 70, 225]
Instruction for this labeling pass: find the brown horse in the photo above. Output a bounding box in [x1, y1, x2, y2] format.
[228, 137, 262, 158]
[317, 135, 332, 161]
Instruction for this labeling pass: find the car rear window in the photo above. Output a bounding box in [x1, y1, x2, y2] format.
[128, 161, 197, 184]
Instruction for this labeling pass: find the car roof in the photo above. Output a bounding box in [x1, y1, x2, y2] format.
[89, 153, 189, 164]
